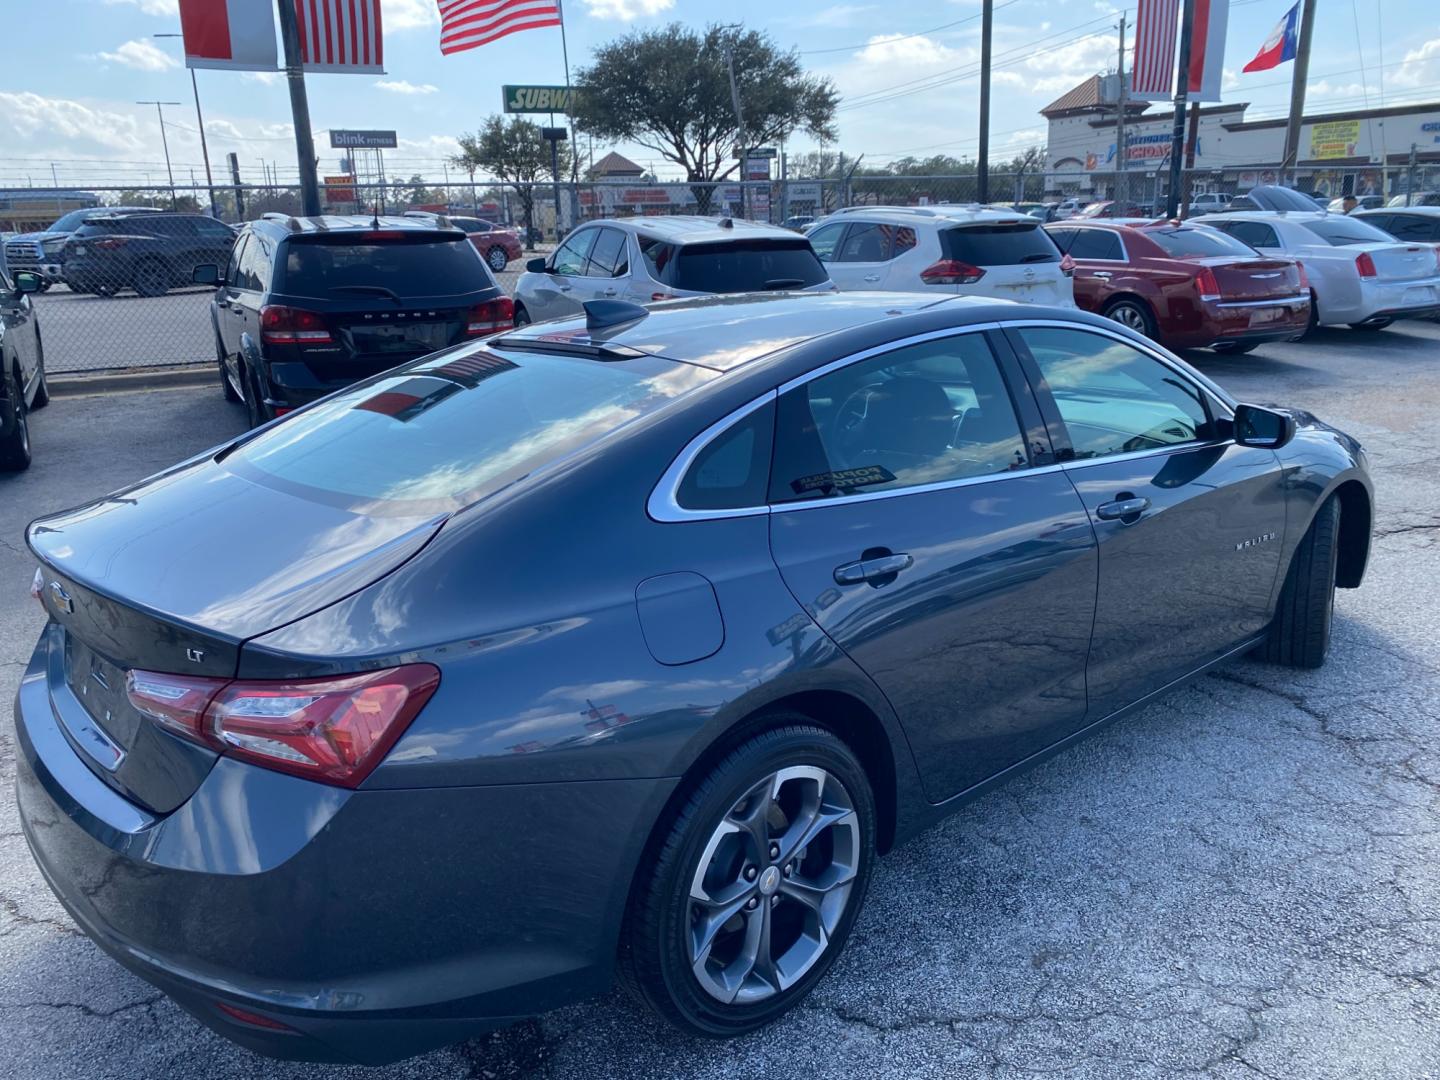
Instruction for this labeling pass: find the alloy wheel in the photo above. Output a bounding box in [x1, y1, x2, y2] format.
[487, 246, 509, 272]
[1108, 303, 1148, 333]
[687, 766, 860, 1005]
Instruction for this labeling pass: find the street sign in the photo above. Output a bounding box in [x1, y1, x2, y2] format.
[540, 127, 568, 141]
[324, 175, 357, 202]
[734, 146, 777, 159]
[329, 129, 397, 149]
[503, 85, 574, 114]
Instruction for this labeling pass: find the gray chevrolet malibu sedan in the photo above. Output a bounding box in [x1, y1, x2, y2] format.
[17, 292, 1371, 1063]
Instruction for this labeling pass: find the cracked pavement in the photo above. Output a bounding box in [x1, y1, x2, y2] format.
[4, 323, 1440, 1079]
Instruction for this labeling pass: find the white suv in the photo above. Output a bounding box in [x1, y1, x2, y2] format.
[804, 205, 1075, 308]
[512, 216, 834, 325]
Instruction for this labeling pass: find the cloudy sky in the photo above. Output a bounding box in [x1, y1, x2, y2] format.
[2, 0, 1437, 189]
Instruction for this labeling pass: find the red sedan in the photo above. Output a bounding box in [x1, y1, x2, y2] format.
[1045, 221, 1311, 353]
[448, 215, 523, 273]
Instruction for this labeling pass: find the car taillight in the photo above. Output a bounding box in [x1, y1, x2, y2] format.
[1296, 260, 1310, 289]
[1355, 252, 1377, 278]
[465, 296, 514, 335]
[1059, 254, 1076, 278]
[1196, 266, 1221, 301]
[126, 664, 440, 787]
[93, 237, 128, 250]
[651, 292, 675, 301]
[260, 304, 332, 344]
[920, 259, 985, 285]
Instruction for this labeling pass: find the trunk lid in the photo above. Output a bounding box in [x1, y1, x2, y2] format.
[29, 455, 445, 813]
[1362, 242, 1439, 282]
[1190, 255, 1302, 301]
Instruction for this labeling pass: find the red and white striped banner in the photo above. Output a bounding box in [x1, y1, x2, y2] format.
[437, 0, 562, 56]
[1131, 0, 1180, 101]
[179, 0, 279, 72]
[1186, 0, 1230, 102]
[296, 0, 385, 73]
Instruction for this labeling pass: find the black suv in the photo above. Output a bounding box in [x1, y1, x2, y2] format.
[196, 215, 511, 426]
[62, 212, 237, 297]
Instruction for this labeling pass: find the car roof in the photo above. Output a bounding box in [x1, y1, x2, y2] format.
[247, 214, 457, 236]
[1357, 205, 1440, 217]
[494, 291, 1025, 371]
[814, 204, 1035, 227]
[588, 216, 801, 244]
[1203, 210, 1326, 223]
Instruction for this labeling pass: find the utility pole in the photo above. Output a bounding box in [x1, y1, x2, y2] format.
[1279, 0, 1318, 183]
[275, 0, 321, 216]
[1115, 13, 1128, 207]
[977, 0, 994, 203]
[137, 100, 183, 209]
[1164, 0, 1197, 219]
[1180, 102, 1201, 218]
[723, 37, 748, 220]
[154, 34, 217, 215]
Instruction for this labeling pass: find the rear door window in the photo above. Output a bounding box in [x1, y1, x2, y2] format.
[941, 223, 1060, 266]
[1065, 230, 1124, 261]
[1387, 215, 1440, 241]
[274, 233, 492, 297]
[671, 240, 828, 292]
[238, 235, 268, 291]
[677, 400, 776, 511]
[224, 235, 249, 287]
[1213, 220, 1279, 249]
[769, 333, 1028, 503]
[836, 223, 891, 262]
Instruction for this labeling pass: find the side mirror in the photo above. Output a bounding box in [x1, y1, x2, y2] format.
[1234, 403, 1296, 450]
[192, 263, 220, 286]
[526, 257, 548, 274]
[12, 271, 42, 294]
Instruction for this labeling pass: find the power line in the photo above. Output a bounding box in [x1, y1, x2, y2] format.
[797, 0, 1025, 56]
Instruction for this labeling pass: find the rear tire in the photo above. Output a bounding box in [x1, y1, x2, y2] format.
[1213, 341, 1259, 355]
[1255, 496, 1341, 669]
[0, 365, 33, 472]
[243, 362, 267, 429]
[132, 258, 170, 298]
[512, 304, 531, 328]
[1103, 297, 1157, 339]
[618, 721, 875, 1036]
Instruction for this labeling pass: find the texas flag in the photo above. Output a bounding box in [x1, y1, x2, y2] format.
[1242, 1, 1300, 73]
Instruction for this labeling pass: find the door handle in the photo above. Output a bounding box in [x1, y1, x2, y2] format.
[1091, 271, 1113, 278]
[833, 552, 914, 586]
[1095, 496, 1151, 522]
[862, 274, 881, 283]
[600, 287, 618, 297]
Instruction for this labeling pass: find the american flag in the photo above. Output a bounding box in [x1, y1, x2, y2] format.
[295, 0, 385, 73]
[437, 0, 562, 55]
[1130, 0, 1180, 101]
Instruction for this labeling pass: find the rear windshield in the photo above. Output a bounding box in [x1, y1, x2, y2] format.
[941, 222, 1060, 265]
[275, 233, 494, 297]
[657, 239, 828, 292]
[224, 348, 715, 511]
[1299, 218, 1395, 246]
[1146, 227, 1257, 257]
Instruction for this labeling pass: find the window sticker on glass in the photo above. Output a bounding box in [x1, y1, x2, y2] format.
[790, 465, 898, 496]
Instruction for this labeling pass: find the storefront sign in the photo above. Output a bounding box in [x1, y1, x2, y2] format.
[1309, 120, 1360, 161]
[502, 85, 574, 114]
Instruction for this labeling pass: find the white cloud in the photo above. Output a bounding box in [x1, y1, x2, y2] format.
[778, 4, 878, 28]
[376, 79, 439, 95]
[1023, 31, 1116, 93]
[0, 92, 146, 154]
[243, 72, 283, 86]
[102, 0, 179, 15]
[582, 0, 675, 19]
[1390, 37, 1440, 88]
[97, 39, 179, 72]
[383, 0, 439, 31]
[856, 33, 960, 66]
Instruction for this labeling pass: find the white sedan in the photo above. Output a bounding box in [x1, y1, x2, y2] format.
[1202, 210, 1440, 331]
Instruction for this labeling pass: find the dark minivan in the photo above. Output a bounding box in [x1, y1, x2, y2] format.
[199, 214, 512, 426]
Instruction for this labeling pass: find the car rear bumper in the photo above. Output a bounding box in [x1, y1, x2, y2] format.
[15, 626, 674, 1064]
[1352, 276, 1440, 322]
[1169, 294, 1310, 348]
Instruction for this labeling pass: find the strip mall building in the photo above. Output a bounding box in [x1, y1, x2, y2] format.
[1043, 76, 1440, 200]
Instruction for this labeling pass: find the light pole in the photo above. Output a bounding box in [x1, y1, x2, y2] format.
[154, 33, 217, 216]
[137, 100, 183, 208]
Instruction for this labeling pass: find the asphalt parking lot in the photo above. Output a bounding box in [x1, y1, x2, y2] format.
[3, 322, 1440, 1079]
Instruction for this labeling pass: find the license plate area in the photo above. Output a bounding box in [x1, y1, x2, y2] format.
[1248, 306, 1286, 326]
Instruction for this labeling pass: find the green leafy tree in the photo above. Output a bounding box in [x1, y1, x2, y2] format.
[451, 116, 571, 244]
[573, 24, 837, 212]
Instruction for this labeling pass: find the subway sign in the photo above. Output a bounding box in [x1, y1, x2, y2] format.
[502, 85, 575, 114]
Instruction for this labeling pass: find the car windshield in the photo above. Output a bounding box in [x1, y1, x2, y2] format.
[1299, 218, 1395, 246]
[1145, 227, 1258, 257]
[45, 209, 97, 233]
[225, 348, 717, 511]
[275, 233, 494, 297]
[941, 222, 1060, 265]
[667, 239, 828, 292]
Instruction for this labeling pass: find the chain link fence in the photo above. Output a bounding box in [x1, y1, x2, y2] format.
[5, 162, 1437, 375]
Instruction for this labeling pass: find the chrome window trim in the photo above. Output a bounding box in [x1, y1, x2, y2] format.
[648, 319, 1236, 523]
